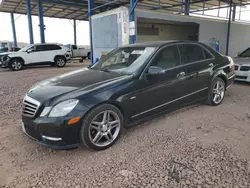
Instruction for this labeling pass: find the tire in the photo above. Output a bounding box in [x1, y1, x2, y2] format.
[9, 59, 24, 71]
[55, 56, 66, 68]
[80, 104, 123, 150]
[87, 52, 90, 60]
[207, 77, 226, 106]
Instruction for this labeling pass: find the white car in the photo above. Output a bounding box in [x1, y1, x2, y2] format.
[5, 43, 70, 71]
[234, 47, 250, 82]
[65, 44, 90, 59]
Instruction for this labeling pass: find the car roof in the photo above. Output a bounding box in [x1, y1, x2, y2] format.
[33, 43, 60, 46]
[123, 40, 204, 48]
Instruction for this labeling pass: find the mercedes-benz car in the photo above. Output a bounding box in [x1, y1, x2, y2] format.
[21, 41, 235, 150]
[234, 47, 250, 82]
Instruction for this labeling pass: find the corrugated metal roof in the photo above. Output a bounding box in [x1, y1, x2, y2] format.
[0, 0, 249, 20]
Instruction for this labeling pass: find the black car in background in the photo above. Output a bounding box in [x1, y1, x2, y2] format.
[21, 41, 235, 150]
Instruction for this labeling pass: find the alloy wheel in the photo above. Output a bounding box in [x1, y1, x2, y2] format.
[57, 59, 65, 66]
[88, 110, 121, 147]
[12, 61, 22, 70]
[212, 80, 225, 104]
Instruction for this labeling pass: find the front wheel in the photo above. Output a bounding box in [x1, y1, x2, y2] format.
[9, 59, 24, 71]
[207, 77, 225, 106]
[80, 104, 123, 150]
[55, 56, 66, 68]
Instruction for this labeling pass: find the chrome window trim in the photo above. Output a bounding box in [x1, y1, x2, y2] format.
[131, 87, 208, 119]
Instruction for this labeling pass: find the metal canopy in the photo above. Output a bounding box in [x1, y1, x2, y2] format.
[0, 0, 249, 20]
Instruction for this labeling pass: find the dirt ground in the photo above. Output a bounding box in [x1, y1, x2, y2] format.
[0, 62, 250, 188]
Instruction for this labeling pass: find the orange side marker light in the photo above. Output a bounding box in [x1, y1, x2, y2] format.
[68, 116, 81, 125]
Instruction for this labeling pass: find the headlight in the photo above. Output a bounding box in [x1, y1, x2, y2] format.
[41, 99, 79, 117]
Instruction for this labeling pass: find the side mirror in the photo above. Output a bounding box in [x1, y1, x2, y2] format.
[26, 49, 34, 53]
[147, 66, 165, 75]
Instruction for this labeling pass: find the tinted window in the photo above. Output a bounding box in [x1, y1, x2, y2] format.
[152, 45, 180, 69]
[48, 45, 61, 50]
[72, 45, 77, 50]
[239, 48, 250, 57]
[34, 45, 46, 52]
[35, 45, 61, 51]
[203, 48, 213, 59]
[179, 44, 204, 64]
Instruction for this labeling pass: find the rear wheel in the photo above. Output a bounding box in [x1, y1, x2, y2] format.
[87, 52, 90, 60]
[9, 59, 24, 71]
[80, 104, 123, 150]
[55, 56, 66, 68]
[207, 77, 225, 106]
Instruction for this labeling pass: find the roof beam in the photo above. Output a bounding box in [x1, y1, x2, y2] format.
[14, 0, 25, 11]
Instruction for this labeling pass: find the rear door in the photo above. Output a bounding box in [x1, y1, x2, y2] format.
[178, 43, 215, 100]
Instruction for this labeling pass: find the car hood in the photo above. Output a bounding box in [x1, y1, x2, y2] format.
[27, 68, 132, 103]
[233, 57, 250, 65]
[0, 52, 11, 56]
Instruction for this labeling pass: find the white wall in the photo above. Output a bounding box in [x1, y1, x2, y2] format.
[135, 9, 250, 57]
[137, 22, 198, 43]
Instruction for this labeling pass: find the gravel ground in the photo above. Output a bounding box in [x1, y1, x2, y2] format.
[0, 62, 250, 188]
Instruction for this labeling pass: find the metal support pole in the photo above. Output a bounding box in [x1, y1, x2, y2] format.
[202, 0, 205, 15]
[218, 0, 221, 17]
[226, 0, 232, 56]
[185, 0, 190, 15]
[10, 13, 17, 47]
[73, 19, 77, 45]
[232, 4, 236, 21]
[37, 0, 45, 43]
[88, 0, 94, 64]
[26, 0, 34, 44]
[129, 0, 136, 44]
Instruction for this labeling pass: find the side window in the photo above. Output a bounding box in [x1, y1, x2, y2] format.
[151, 45, 180, 70]
[51, 45, 62, 50]
[35, 45, 47, 52]
[179, 44, 204, 64]
[72, 45, 77, 50]
[203, 48, 213, 59]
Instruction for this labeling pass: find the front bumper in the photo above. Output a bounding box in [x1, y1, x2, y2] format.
[235, 71, 250, 82]
[21, 114, 85, 150]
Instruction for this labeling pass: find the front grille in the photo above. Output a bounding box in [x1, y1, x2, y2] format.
[235, 65, 239, 70]
[236, 76, 247, 80]
[22, 95, 41, 117]
[240, 66, 250, 71]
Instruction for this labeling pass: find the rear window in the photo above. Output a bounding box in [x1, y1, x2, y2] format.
[203, 48, 213, 59]
[179, 44, 204, 64]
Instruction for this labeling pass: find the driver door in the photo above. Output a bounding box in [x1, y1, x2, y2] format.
[23, 45, 41, 64]
[124, 44, 189, 122]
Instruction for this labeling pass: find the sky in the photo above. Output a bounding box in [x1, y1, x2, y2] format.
[0, 4, 249, 46]
[0, 12, 90, 45]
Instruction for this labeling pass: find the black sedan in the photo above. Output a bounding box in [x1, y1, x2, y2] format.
[21, 41, 235, 150]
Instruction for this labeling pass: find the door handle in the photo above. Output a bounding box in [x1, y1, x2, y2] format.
[208, 63, 214, 67]
[177, 72, 186, 78]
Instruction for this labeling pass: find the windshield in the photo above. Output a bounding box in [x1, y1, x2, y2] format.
[19, 45, 34, 52]
[91, 47, 156, 74]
